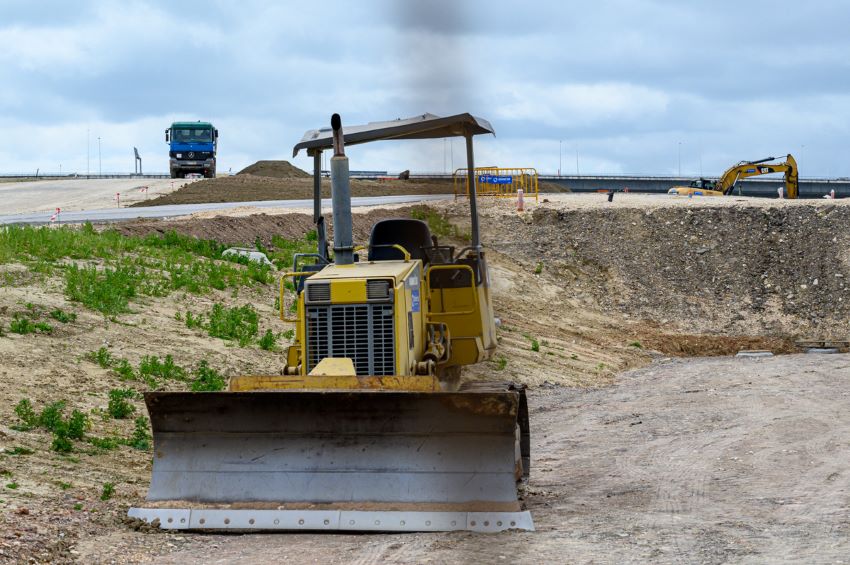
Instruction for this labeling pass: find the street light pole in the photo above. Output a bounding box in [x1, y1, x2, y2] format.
[98, 137, 102, 176]
[678, 141, 682, 176]
[576, 149, 579, 176]
[559, 140, 562, 176]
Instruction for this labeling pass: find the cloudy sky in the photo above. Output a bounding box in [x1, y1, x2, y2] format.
[1, 0, 848, 177]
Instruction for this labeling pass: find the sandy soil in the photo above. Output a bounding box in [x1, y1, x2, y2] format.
[70, 353, 850, 564]
[0, 179, 194, 215]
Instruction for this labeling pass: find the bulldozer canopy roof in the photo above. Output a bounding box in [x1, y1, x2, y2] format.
[292, 113, 495, 157]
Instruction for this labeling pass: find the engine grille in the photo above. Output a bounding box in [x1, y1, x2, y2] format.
[306, 303, 395, 376]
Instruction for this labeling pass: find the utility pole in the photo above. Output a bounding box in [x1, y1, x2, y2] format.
[98, 137, 102, 176]
[86, 128, 90, 178]
[576, 149, 579, 176]
[559, 140, 562, 176]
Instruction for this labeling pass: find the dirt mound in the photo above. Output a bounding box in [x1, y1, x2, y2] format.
[237, 160, 310, 178]
[449, 198, 850, 341]
[114, 206, 422, 247]
[131, 176, 456, 207]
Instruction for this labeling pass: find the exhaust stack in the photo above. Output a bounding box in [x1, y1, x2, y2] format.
[330, 114, 354, 265]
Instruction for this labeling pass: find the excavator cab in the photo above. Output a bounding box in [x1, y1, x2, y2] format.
[129, 113, 532, 533]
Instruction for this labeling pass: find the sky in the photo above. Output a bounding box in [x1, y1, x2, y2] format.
[1, 0, 848, 177]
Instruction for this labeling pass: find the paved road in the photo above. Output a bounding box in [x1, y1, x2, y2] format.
[0, 195, 448, 225]
[0, 178, 189, 215]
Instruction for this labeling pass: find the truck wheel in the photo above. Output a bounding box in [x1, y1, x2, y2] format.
[170, 171, 179, 179]
[205, 168, 216, 179]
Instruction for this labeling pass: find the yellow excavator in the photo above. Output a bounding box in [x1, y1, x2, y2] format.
[128, 113, 533, 533]
[669, 154, 799, 198]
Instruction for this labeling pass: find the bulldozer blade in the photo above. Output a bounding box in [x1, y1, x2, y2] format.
[129, 385, 533, 532]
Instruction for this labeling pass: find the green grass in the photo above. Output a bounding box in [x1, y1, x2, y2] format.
[531, 338, 540, 353]
[534, 261, 544, 275]
[270, 232, 319, 270]
[9, 314, 52, 335]
[49, 308, 76, 323]
[410, 207, 470, 241]
[57, 482, 72, 490]
[205, 303, 259, 346]
[125, 417, 151, 450]
[5, 482, 18, 490]
[495, 355, 508, 370]
[13, 398, 89, 452]
[100, 482, 115, 501]
[190, 360, 226, 391]
[138, 354, 186, 383]
[6, 446, 34, 456]
[629, 341, 643, 349]
[113, 359, 135, 381]
[107, 388, 138, 419]
[86, 347, 113, 369]
[0, 224, 278, 317]
[258, 329, 277, 351]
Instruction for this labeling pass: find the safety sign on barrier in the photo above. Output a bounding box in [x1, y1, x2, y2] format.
[478, 175, 513, 184]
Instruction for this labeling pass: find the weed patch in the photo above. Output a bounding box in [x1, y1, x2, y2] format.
[49, 308, 77, 323]
[191, 360, 226, 392]
[107, 388, 139, 419]
[100, 482, 115, 501]
[258, 329, 277, 351]
[206, 304, 259, 346]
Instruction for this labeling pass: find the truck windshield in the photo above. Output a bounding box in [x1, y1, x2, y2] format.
[173, 128, 213, 143]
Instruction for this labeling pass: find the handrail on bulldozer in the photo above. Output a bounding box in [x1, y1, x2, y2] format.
[280, 271, 316, 322]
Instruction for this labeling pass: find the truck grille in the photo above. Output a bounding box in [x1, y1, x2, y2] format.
[306, 304, 395, 376]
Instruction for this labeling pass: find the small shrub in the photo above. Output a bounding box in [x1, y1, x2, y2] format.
[100, 482, 115, 501]
[139, 355, 186, 383]
[87, 436, 119, 450]
[184, 311, 204, 329]
[126, 417, 151, 451]
[73, 503, 83, 511]
[5, 482, 18, 490]
[86, 346, 113, 369]
[39, 401, 67, 432]
[530, 338, 540, 353]
[495, 355, 508, 370]
[64, 264, 137, 316]
[7, 446, 34, 456]
[113, 359, 135, 381]
[281, 328, 295, 340]
[191, 361, 226, 392]
[258, 329, 277, 351]
[596, 362, 607, 372]
[51, 435, 73, 453]
[49, 309, 77, 323]
[58, 481, 72, 490]
[206, 304, 258, 346]
[13, 399, 38, 430]
[629, 341, 643, 349]
[534, 262, 543, 275]
[107, 388, 138, 419]
[9, 315, 34, 335]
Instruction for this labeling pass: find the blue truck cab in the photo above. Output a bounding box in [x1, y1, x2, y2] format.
[165, 121, 218, 178]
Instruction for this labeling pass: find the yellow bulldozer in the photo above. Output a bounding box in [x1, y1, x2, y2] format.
[669, 154, 799, 198]
[128, 113, 534, 533]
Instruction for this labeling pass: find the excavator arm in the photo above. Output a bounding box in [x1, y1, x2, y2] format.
[718, 154, 798, 198]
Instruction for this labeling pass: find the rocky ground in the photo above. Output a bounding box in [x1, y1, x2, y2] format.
[2, 193, 849, 563]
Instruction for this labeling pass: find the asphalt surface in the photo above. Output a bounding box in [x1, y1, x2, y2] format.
[0, 195, 448, 225]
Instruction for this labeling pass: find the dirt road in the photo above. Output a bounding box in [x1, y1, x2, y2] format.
[0, 179, 190, 215]
[72, 353, 849, 564]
